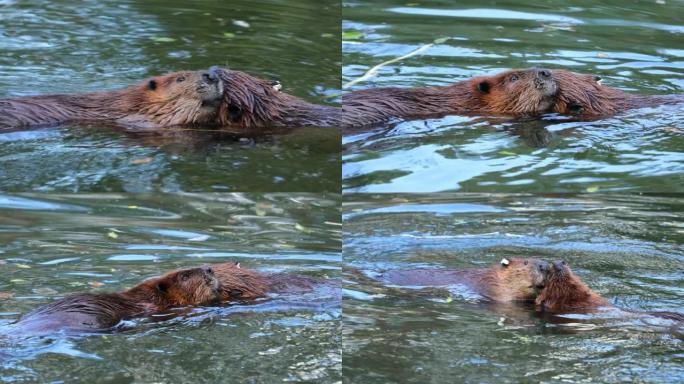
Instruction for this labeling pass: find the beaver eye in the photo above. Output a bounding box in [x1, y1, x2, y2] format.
[568, 103, 583, 113]
[509, 74, 519, 82]
[176, 76, 186, 83]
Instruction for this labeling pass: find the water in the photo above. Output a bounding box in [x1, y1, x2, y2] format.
[342, 0, 684, 193]
[0, 0, 341, 192]
[342, 193, 684, 383]
[0, 193, 342, 382]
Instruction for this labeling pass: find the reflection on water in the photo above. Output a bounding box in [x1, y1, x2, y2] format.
[342, 0, 684, 193]
[343, 193, 684, 383]
[0, 0, 341, 192]
[0, 193, 341, 383]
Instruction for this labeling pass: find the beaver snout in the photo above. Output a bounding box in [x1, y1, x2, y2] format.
[201, 264, 214, 275]
[537, 68, 552, 79]
[201, 68, 219, 85]
[551, 260, 568, 276]
[536, 260, 550, 274]
[534, 260, 551, 288]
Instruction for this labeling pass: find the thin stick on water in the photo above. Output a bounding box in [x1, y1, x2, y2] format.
[342, 37, 448, 90]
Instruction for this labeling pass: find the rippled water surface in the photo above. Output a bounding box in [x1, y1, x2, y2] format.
[0, 193, 341, 382]
[343, 193, 683, 383]
[0, 0, 341, 192]
[342, 0, 684, 192]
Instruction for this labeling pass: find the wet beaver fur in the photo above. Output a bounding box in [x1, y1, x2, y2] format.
[551, 70, 684, 117]
[536, 261, 683, 321]
[214, 67, 343, 129]
[341, 67, 684, 127]
[0, 68, 223, 130]
[378, 258, 550, 302]
[13, 266, 219, 334]
[207, 262, 334, 302]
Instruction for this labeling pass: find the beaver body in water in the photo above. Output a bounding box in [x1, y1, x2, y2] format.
[341, 68, 684, 127]
[214, 67, 343, 129]
[536, 261, 683, 322]
[205, 262, 337, 302]
[377, 258, 550, 303]
[0, 68, 223, 130]
[11, 266, 219, 334]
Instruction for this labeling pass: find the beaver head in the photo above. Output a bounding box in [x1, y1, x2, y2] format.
[213, 67, 287, 128]
[210, 262, 270, 300]
[486, 257, 550, 301]
[550, 70, 625, 116]
[472, 68, 558, 115]
[138, 68, 223, 126]
[149, 265, 220, 307]
[534, 260, 607, 312]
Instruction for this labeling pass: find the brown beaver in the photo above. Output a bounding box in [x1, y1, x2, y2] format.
[214, 67, 343, 129]
[12, 266, 219, 334]
[208, 262, 334, 301]
[551, 70, 684, 117]
[536, 261, 683, 321]
[0, 68, 223, 130]
[342, 68, 558, 127]
[377, 258, 550, 302]
[342, 67, 684, 127]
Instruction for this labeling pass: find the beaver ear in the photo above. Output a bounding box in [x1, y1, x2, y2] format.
[148, 79, 157, 91]
[500, 258, 510, 267]
[477, 81, 490, 94]
[156, 281, 169, 293]
[234, 261, 241, 269]
[270, 80, 282, 91]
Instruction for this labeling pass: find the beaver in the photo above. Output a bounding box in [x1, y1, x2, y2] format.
[12, 266, 219, 334]
[342, 68, 558, 127]
[214, 67, 343, 129]
[208, 262, 334, 302]
[341, 67, 684, 127]
[536, 261, 683, 321]
[0, 68, 223, 130]
[377, 258, 550, 302]
[551, 70, 684, 117]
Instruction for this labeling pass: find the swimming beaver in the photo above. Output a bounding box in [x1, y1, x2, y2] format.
[536, 261, 684, 322]
[206, 262, 336, 301]
[11, 266, 219, 334]
[0, 68, 223, 130]
[214, 67, 343, 129]
[378, 258, 550, 302]
[341, 67, 684, 127]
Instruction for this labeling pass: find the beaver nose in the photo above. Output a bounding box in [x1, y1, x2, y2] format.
[537, 69, 552, 78]
[537, 260, 550, 273]
[553, 260, 566, 270]
[201, 265, 214, 275]
[206, 66, 219, 82]
[202, 67, 218, 84]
